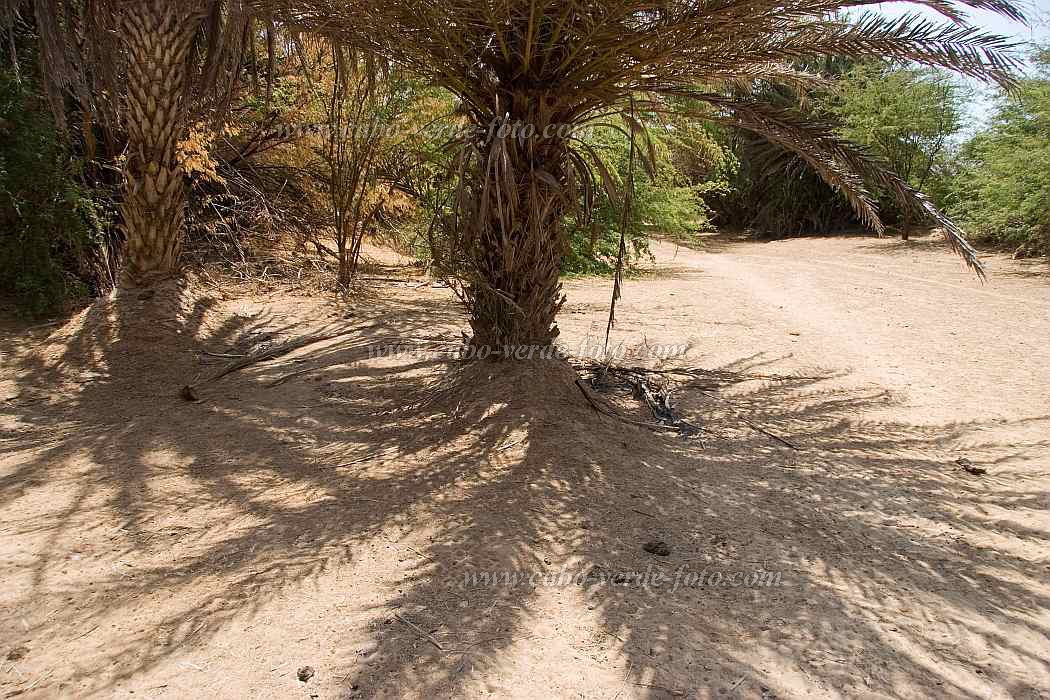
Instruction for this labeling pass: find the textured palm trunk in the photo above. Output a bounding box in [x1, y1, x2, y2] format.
[467, 109, 569, 353]
[119, 1, 201, 286]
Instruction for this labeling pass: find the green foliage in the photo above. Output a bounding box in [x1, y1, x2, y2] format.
[563, 114, 730, 274]
[706, 61, 860, 237]
[359, 86, 465, 264]
[712, 134, 857, 237]
[0, 73, 107, 316]
[712, 62, 965, 238]
[946, 49, 1050, 257]
[830, 63, 963, 219]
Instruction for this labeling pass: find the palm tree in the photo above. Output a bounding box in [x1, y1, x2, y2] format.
[260, 0, 1023, 351]
[120, 1, 209, 284]
[4, 0, 254, 286]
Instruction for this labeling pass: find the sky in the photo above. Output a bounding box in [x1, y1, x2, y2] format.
[873, 0, 1050, 130]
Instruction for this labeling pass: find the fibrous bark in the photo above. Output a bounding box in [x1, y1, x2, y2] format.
[456, 108, 570, 352]
[120, 0, 203, 286]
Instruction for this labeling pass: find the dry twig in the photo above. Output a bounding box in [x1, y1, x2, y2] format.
[394, 614, 445, 651]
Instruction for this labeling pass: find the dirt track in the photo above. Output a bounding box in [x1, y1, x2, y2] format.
[1, 233, 1049, 698]
[569, 233, 1050, 430]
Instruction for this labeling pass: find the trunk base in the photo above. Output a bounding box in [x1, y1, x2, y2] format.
[468, 283, 565, 359]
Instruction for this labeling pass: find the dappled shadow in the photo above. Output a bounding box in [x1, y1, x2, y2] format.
[853, 235, 954, 256]
[990, 258, 1050, 279]
[1, 281, 1049, 698]
[338, 353, 1050, 698]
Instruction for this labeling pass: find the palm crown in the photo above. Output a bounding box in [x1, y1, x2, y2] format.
[262, 0, 1025, 277]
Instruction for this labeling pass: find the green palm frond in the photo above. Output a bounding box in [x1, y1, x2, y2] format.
[696, 94, 986, 274]
[849, 0, 1026, 23]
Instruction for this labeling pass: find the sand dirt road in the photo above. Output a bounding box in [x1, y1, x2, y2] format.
[1, 233, 1048, 699]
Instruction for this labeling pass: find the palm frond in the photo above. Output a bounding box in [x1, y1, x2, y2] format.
[697, 93, 986, 275]
[846, 0, 1026, 23]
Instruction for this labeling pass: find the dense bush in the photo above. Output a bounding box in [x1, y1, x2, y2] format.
[0, 73, 109, 316]
[946, 48, 1050, 257]
[711, 62, 965, 239]
[708, 74, 859, 237]
[563, 113, 731, 274]
[710, 132, 857, 237]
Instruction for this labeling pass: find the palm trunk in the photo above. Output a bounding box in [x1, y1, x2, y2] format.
[119, 1, 201, 286]
[466, 113, 569, 353]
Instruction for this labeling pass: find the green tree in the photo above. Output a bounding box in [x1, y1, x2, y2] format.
[948, 47, 1050, 257]
[708, 65, 859, 238]
[831, 63, 963, 239]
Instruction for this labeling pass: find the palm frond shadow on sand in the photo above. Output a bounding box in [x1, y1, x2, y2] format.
[1, 283, 1048, 698]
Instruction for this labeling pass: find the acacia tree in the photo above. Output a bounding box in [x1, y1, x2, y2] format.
[259, 0, 1023, 351]
[3, 0, 256, 286]
[832, 63, 963, 240]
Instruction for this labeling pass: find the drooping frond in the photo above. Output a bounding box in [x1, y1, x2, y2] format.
[694, 94, 986, 275]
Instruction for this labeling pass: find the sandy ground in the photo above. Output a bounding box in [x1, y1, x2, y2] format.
[1, 233, 1048, 699]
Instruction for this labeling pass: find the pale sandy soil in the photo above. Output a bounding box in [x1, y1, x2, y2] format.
[1, 233, 1048, 699]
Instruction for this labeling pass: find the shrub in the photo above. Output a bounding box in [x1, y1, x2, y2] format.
[711, 133, 857, 237]
[946, 48, 1050, 257]
[0, 73, 108, 316]
[563, 114, 730, 274]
